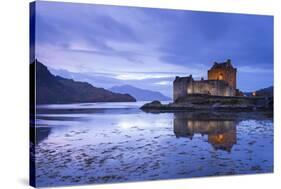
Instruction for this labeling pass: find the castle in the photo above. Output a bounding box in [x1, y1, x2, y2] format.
[173, 59, 239, 101]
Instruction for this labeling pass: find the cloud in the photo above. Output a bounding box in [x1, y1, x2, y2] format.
[34, 1, 273, 93]
[154, 81, 171, 85]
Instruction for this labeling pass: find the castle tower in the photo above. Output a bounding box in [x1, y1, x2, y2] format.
[207, 59, 237, 89]
[173, 75, 194, 101]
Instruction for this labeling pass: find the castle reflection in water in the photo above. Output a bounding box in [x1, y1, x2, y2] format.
[173, 113, 237, 152]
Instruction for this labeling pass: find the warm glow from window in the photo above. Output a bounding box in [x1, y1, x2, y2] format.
[218, 74, 223, 80]
[187, 87, 192, 94]
[215, 134, 224, 143]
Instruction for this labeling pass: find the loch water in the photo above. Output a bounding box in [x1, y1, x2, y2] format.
[33, 102, 273, 187]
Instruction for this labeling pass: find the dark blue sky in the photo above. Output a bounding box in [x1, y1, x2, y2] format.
[35, 1, 273, 97]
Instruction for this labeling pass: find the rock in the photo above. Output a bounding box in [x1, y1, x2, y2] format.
[140, 101, 162, 109]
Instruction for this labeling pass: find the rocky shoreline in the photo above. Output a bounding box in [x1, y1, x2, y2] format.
[140, 94, 273, 112]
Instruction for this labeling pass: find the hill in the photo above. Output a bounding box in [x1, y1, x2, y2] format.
[255, 86, 273, 97]
[31, 61, 136, 104]
[243, 86, 273, 97]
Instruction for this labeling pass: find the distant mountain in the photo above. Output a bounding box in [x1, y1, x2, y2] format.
[243, 86, 273, 97]
[31, 61, 136, 104]
[255, 86, 273, 97]
[243, 92, 252, 97]
[109, 85, 171, 101]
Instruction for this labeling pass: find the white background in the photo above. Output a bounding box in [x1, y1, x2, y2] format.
[0, 0, 280, 188]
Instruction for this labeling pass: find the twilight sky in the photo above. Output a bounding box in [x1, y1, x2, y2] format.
[34, 1, 273, 97]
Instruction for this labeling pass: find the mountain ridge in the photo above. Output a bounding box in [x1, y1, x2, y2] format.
[32, 61, 136, 104]
[109, 85, 171, 101]
[243, 86, 273, 97]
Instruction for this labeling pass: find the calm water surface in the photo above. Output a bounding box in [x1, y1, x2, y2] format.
[33, 102, 273, 187]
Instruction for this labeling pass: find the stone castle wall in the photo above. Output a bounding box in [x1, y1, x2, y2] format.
[174, 79, 236, 101]
[191, 80, 236, 96]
